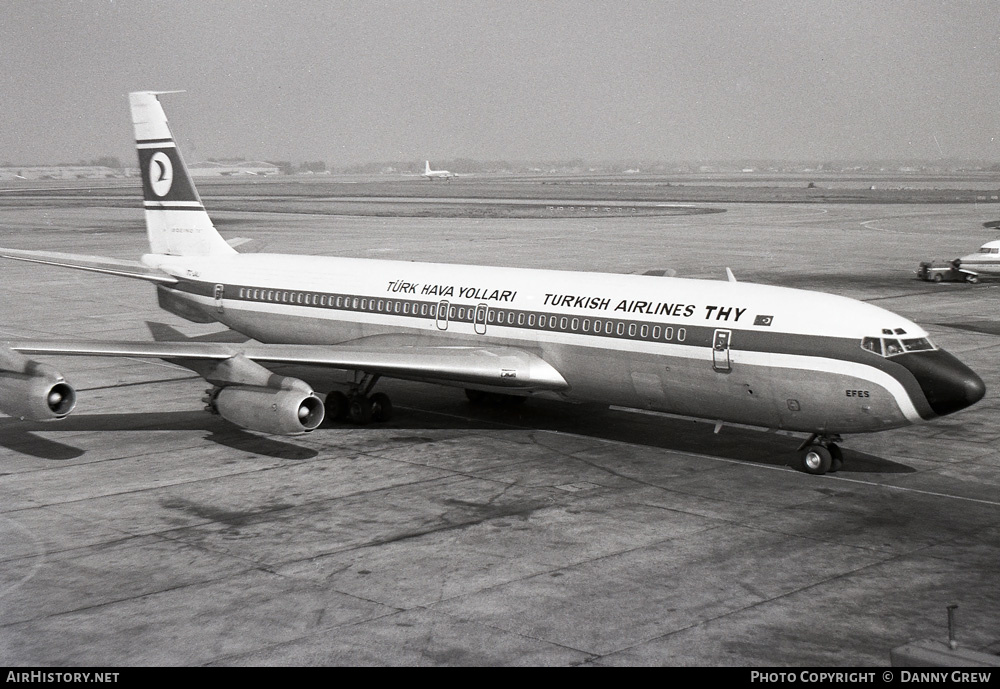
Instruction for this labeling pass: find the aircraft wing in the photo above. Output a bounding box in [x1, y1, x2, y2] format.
[0, 247, 176, 284]
[4, 340, 569, 391]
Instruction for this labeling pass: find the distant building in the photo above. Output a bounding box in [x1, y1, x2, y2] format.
[188, 161, 280, 177]
[0, 165, 122, 180]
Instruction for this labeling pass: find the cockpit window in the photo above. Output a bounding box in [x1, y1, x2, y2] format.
[861, 336, 936, 357]
[978, 247, 1000, 254]
[883, 339, 904, 356]
[861, 337, 883, 355]
[902, 337, 934, 352]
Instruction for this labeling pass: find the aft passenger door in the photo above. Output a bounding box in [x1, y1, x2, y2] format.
[474, 303, 488, 335]
[213, 283, 225, 313]
[436, 300, 450, 330]
[712, 329, 731, 372]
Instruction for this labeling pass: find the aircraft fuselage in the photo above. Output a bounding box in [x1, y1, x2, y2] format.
[145, 251, 982, 435]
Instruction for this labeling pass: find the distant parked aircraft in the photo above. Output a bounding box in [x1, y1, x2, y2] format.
[955, 240, 1000, 276]
[423, 161, 455, 180]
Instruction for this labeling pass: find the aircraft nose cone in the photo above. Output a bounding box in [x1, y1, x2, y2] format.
[896, 350, 986, 417]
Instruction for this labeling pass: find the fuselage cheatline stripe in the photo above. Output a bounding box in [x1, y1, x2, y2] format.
[164, 276, 934, 421]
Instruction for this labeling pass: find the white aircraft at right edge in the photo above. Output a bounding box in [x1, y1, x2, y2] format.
[957, 239, 1000, 276]
[0, 92, 986, 476]
[423, 160, 455, 180]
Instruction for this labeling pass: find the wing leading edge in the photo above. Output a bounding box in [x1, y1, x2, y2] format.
[4, 340, 569, 391]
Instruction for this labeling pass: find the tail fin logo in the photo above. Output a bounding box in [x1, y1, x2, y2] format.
[149, 152, 173, 197]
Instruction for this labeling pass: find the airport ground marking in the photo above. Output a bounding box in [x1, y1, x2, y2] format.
[859, 218, 924, 236]
[0, 514, 46, 601]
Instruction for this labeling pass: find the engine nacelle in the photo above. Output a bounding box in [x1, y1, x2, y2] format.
[0, 365, 77, 421]
[211, 385, 324, 435]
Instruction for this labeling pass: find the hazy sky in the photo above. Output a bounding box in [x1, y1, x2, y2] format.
[1, 0, 998, 166]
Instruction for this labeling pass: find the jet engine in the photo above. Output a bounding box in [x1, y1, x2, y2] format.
[206, 384, 324, 435]
[197, 354, 325, 435]
[0, 347, 76, 421]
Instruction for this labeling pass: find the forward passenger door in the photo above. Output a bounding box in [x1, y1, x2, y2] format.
[712, 329, 732, 372]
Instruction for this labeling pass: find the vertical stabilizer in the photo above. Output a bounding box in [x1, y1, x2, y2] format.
[129, 91, 235, 256]
[425, 161, 431, 175]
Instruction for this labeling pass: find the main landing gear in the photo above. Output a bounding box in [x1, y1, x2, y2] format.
[797, 434, 844, 475]
[324, 373, 393, 425]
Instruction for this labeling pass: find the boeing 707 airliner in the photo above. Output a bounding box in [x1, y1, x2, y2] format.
[0, 92, 986, 475]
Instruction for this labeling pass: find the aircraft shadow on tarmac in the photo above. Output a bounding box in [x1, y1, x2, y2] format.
[379, 395, 917, 476]
[0, 397, 912, 474]
[0, 412, 318, 461]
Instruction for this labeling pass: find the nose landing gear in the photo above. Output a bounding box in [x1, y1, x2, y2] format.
[797, 434, 844, 475]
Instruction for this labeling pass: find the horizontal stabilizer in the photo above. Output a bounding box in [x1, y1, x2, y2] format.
[146, 322, 251, 344]
[0, 248, 176, 284]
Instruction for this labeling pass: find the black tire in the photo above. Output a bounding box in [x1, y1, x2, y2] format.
[967, 275, 979, 284]
[324, 391, 349, 422]
[370, 392, 393, 422]
[348, 395, 373, 425]
[932, 273, 943, 283]
[829, 444, 844, 473]
[801, 445, 832, 475]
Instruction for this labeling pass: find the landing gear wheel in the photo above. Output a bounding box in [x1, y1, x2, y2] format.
[828, 444, 844, 473]
[324, 391, 349, 423]
[801, 445, 833, 475]
[348, 395, 373, 425]
[370, 392, 393, 422]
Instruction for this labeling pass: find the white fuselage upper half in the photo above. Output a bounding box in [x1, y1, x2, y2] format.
[144, 252, 925, 340]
